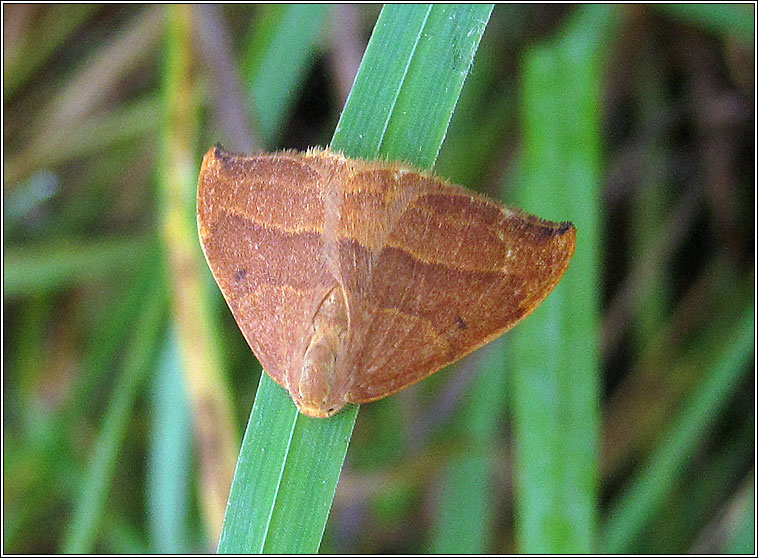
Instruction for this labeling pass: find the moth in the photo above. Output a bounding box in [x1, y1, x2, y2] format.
[197, 146, 575, 418]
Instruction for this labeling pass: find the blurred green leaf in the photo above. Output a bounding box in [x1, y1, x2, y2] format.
[62, 276, 168, 553]
[3, 248, 162, 553]
[3, 235, 155, 298]
[435, 35, 512, 187]
[160, 5, 239, 543]
[243, 4, 330, 145]
[2, 4, 754, 555]
[509, 5, 617, 553]
[147, 329, 192, 553]
[428, 340, 507, 553]
[639, 416, 753, 553]
[630, 44, 671, 353]
[603, 302, 755, 553]
[430, 452, 491, 553]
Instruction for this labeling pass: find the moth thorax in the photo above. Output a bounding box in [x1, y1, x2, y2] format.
[295, 285, 349, 418]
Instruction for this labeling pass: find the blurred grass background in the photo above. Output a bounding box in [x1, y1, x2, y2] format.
[3, 4, 755, 554]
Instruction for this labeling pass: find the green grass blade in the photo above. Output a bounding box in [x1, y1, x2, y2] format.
[3, 235, 154, 298]
[61, 278, 167, 553]
[331, 4, 432, 156]
[379, 4, 494, 167]
[261, 401, 359, 552]
[602, 302, 755, 553]
[243, 4, 330, 145]
[218, 4, 493, 553]
[509, 5, 617, 553]
[430, 452, 491, 553]
[428, 340, 507, 553]
[217, 375, 299, 553]
[147, 329, 192, 553]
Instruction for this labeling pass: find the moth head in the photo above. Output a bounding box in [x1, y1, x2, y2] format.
[293, 398, 343, 419]
[294, 334, 344, 418]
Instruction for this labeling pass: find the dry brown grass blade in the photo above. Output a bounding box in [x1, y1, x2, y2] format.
[5, 6, 163, 188]
[160, 5, 239, 545]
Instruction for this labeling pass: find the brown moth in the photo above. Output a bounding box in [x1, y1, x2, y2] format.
[197, 146, 575, 418]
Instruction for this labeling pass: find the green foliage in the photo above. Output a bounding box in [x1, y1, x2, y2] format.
[603, 302, 754, 552]
[428, 339, 507, 553]
[147, 330, 193, 553]
[508, 6, 618, 552]
[62, 277, 168, 552]
[4, 235, 154, 298]
[243, 4, 330, 145]
[2, 4, 753, 555]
